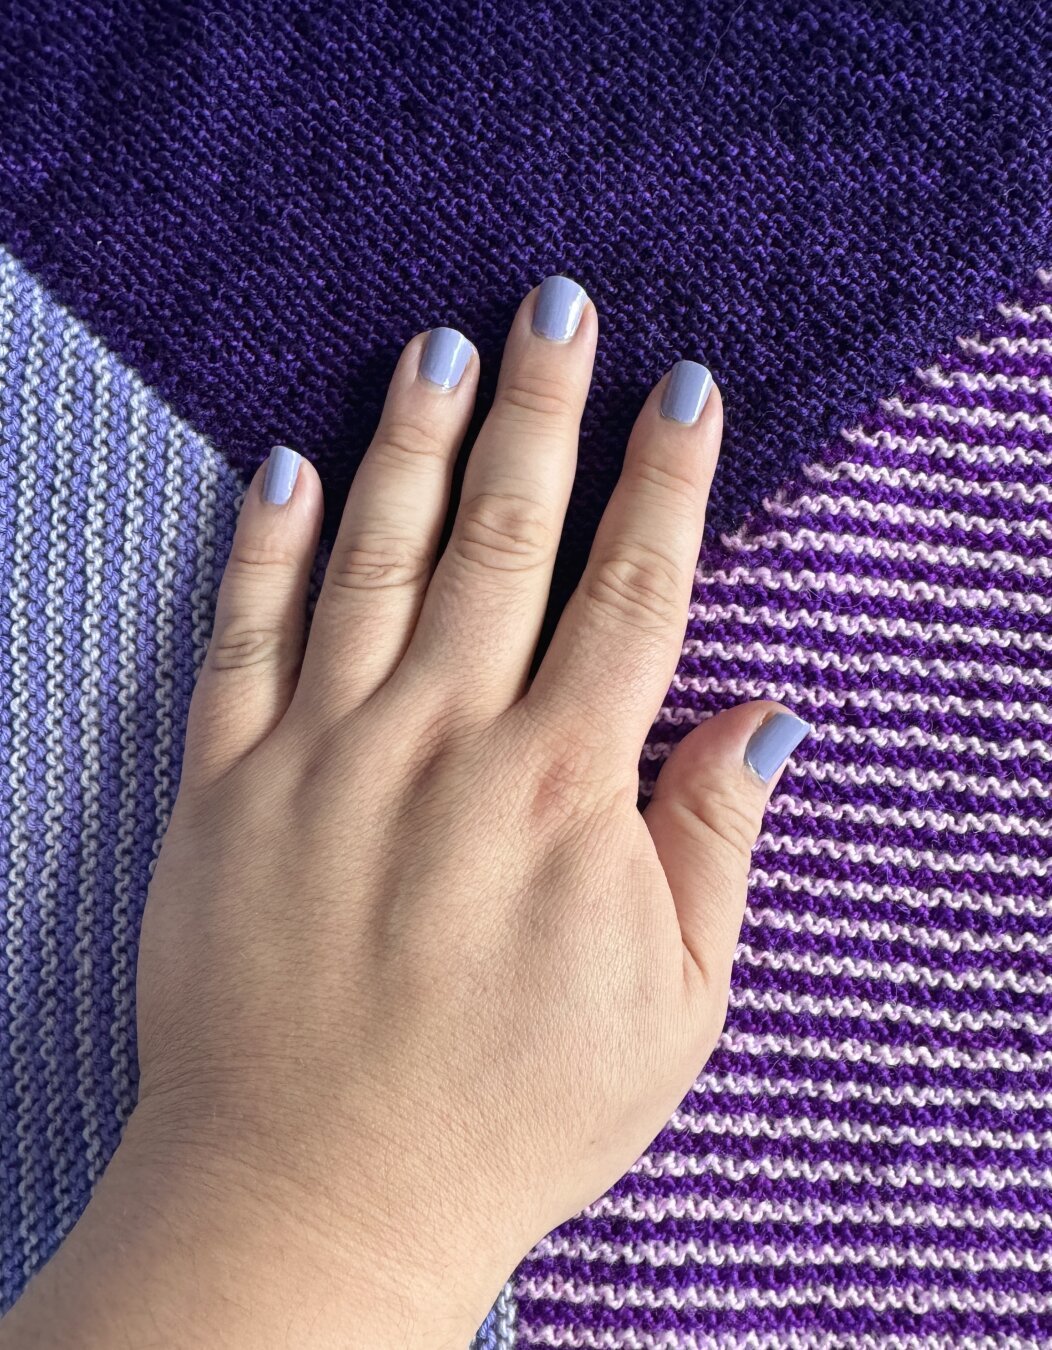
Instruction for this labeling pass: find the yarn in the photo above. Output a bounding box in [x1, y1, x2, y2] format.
[2, 244, 1050, 1344]
[0, 248, 242, 1305]
[511, 271, 1052, 1346]
[0, 0, 1049, 632]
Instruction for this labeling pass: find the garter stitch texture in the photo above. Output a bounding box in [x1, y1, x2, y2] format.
[0, 248, 242, 1299]
[512, 273, 1052, 1347]
[2, 242, 1050, 1345]
[1, 9, 1051, 1337]
[0, 0, 1050, 624]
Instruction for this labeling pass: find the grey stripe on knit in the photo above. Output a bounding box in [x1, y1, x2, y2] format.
[7, 282, 47, 1276]
[36, 318, 80, 1243]
[108, 378, 149, 1129]
[146, 418, 185, 852]
[73, 348, 114, 1195]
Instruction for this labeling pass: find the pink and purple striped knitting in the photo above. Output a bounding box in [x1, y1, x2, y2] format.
[1, 2, 1050, 1344]
[514, 275, 1052, 1348]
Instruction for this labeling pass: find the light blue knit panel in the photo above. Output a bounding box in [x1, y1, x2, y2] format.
[0, 247, 513, 1344]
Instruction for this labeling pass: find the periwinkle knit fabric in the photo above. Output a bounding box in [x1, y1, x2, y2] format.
[0, 250, 243, 1298]
[2, 240, 1050, 1344]
[0, 0, 1050, 624]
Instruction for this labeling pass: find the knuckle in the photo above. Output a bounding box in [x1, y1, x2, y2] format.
[453, 490, 555, 575]
[372, 416, 450, 469]
[498, 369, 577, 422]
[679, 780, 760, 864]
[326, 534, 431, 592]
[525, 731, 598, 824]
[206, 620, 287, 673]
[515, 706, 623, 827]
[586, 545, 682, 631]
[224, 541, 301, 585]
[632, 453, 702, 504]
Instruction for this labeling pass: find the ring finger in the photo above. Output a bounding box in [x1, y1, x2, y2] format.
[528, 360, 723, 766]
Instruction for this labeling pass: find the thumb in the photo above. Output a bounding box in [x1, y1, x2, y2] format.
[643, 702, 810, 993]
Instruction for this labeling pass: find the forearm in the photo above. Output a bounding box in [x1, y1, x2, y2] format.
[0, 1109, 487, 1350]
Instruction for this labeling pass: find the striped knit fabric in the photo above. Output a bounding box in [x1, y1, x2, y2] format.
[0, 247, 243, 1302]
[473, 1285, 519, 1349]
[1, 241, 1050, 1345]
[515, 273, 1052, 1345]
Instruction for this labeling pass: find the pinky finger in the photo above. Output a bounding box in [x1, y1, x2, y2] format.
[181, 445, 323, 790]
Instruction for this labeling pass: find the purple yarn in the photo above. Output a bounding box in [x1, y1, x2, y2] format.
[0, 0, 1049, 628]
[0, 246, 1050, 1341]
[510, 274, 1052, 1344]
[0, 251, 244, 1306]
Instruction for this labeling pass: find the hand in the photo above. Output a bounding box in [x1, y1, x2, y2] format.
[2, 276, 808, 1348]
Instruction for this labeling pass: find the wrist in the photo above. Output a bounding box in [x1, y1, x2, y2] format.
[128, 1092, 515, 1339]
[4, 1103, 506, 1349]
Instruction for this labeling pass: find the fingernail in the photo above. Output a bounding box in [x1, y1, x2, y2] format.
[660, 360, 714, 425]
[744, 712, 811, 783]
[532, 274, 588, 341]
[419, 327, 473, 389]
[261, 444, 301, 506]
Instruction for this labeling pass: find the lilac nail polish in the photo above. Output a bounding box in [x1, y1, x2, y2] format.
[744, 712, 811, 783]
[660, 360, 714, 425]
[532, 274, 588, 341]
[261, 444, 301, 506]
[420, 327, 472, 389]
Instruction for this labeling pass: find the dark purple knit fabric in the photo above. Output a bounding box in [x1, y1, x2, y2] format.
[0, 0, 1050, 621]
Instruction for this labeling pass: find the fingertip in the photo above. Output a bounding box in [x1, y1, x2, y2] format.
[579, 293, 600, 345]
[258, 443, 301, 507]
[650, 699, 811, 807]
[742, 704, 812, 788]
[522, 274, 598, 347]
[649, 361, 722, 427]
[291, 447, 324, 493]
[290, 449, 325, 516]
[412, 326, 479, 392]
[244, 444, 324, 538]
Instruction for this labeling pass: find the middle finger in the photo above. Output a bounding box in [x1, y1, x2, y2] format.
[400, 274, 597, 714]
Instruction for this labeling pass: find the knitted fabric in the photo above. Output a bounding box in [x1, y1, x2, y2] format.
[0, 1, 1050, 623]
[0, 248, 242, 1303]
[2, 239, 1051, 1344]
[513, 273, 1052, 1346]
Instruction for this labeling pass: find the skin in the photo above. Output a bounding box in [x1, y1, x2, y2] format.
[1, 282, 800, 1348]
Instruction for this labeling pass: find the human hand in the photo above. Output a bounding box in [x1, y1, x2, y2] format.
[2, 276, 808, 1349]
